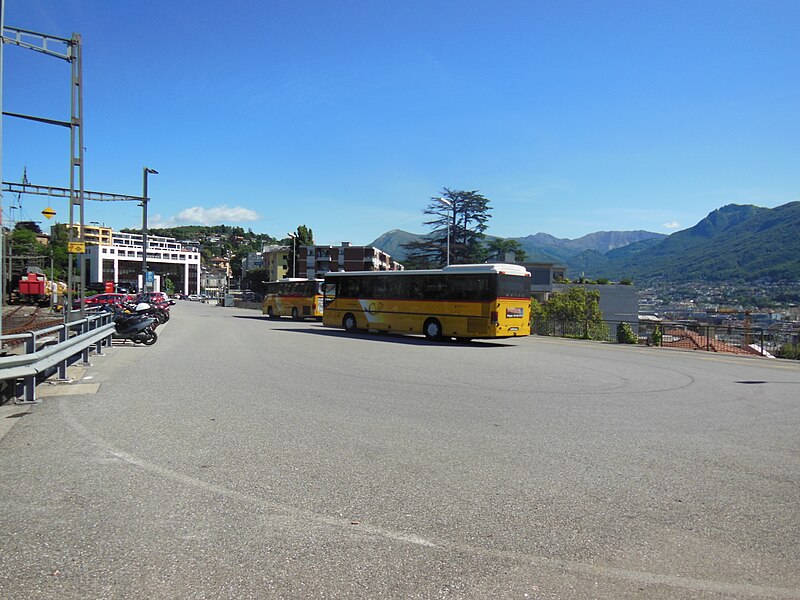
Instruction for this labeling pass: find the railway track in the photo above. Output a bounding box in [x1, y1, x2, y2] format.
[2, 306, 64, 337]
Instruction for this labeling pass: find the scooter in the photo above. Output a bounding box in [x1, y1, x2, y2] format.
[124, 299, 170, 324]
[103, 303, 159, 345]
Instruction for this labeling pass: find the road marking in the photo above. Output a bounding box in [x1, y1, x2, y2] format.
[58, 399, 799, 598]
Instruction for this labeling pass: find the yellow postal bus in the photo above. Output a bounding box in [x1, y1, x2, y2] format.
[322, 264, 531, 341]
[262, 279, 324, 320]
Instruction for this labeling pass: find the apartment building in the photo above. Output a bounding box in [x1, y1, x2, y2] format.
[51, 223, 114, 246]
[263, 245, 290, 281]
[298, 242, 403, 279]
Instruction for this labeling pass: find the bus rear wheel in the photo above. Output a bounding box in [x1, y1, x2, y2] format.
[343, 313, 358, 332]
[424, 318, 443, 341]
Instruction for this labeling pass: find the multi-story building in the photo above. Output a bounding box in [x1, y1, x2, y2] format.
[84, 231, 201, 294]
[263, 245, 290, 281]
[521, 262, 567, 303]
[298, 242, 403, 279]
[51, 223, 113, 246]
[518, 261, 637, 326]
[241, 251, 265, 279]
[201, 268, 228, 298]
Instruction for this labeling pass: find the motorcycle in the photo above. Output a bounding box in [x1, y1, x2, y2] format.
[103, 302, 159, 345]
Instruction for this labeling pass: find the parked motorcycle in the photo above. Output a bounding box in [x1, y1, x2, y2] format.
[102, 303, 159, 345]
[134, 293, 174, 324]
[125, 300, 169, 324]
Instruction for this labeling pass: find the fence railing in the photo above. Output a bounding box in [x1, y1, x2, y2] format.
[531, 318, 799, 358]
[0, 312, 116, 404]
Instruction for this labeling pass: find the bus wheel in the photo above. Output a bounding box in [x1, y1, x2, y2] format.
[343, 313, 358, 332]
[291, 307, 300, 321]
[424, 318, 443, 341]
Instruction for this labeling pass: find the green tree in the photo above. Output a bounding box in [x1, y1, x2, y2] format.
[10, 227, 44, 257]
[242, 267, 268, 296]
[616, 322, 637, 344]
[544, 287, 602, 322]
[537, 286, 605, 339]
[403, 188, 492, 267]
[285, 225, 314, 277]
[485, 237, 528, 262]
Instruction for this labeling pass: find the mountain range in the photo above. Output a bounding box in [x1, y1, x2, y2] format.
[371, 202, 800, 283]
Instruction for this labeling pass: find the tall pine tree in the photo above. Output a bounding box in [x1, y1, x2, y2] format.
[402, 188, 492, 268]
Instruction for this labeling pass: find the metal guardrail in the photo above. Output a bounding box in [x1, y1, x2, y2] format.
[0, 312, 116, 404]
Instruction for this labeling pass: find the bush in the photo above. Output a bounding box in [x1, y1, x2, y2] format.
[776, 343, 800, 360]
[616, 322, 638, 344]
[651, 324, 663, 347]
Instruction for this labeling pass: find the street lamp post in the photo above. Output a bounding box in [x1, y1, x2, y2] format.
[437, 197, 454, 266]
[141, 167, 158, 292]
[287, 232, 297, 277]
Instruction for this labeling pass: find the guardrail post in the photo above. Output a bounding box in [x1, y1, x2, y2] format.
[15, 372, 38, 404]
[82, 331, 91, 365]
[15, 332, 39, 404]
[57, 324, 69, 380]
[25, 332, 36, 356]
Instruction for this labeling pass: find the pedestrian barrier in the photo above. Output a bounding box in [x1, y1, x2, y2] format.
[0, 313, 116, 404]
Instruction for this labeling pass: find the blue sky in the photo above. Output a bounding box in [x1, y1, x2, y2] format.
[3, 0, 798, 245]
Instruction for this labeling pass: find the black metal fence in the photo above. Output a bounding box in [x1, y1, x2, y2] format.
[531, 317, 800, 358]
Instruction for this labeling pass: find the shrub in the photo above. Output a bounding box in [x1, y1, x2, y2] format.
[776, 343, 800, 360]
[651, 324, 663, 347]
[616, 322, 638, 344]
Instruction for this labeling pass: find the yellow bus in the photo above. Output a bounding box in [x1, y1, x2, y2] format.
[322, 264, 531, 341]
[262, 279, 324, 320]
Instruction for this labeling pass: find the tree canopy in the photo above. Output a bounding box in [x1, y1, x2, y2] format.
[402, 188, 492, 268]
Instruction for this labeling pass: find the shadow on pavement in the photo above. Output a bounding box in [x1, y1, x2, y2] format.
[230, 315, 515, 347]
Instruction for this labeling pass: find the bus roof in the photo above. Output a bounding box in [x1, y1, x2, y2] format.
[323, 264, 530, 278]
[275, 278, 324, 282]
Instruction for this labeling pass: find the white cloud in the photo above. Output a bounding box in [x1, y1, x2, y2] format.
[663, 221, 681, 230]
[148, 205, 261, 228]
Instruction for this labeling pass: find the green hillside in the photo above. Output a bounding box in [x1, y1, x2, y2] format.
[598, 202, 800, 282]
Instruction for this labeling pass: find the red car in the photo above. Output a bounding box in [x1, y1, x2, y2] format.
[136, 292, 173, 309]
[73, 293, 134, 309]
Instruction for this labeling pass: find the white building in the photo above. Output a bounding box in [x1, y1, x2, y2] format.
[84, 231, 202, 294]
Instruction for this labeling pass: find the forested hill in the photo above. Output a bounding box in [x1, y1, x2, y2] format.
[371, 229, 665, 264]
[593, 202, 800, 282]
[372, 202, 800, 283]
[125, 224, 276, 244]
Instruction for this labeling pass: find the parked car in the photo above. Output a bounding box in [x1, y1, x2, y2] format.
[136, 291, 170, 305]
[73, 293, 134, 309]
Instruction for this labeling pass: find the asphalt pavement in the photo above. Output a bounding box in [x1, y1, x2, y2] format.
[1, 301, 799, 599]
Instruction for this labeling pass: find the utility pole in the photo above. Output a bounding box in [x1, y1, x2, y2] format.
[1, 0, 6, 343]
[141, 167, 158, 292]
